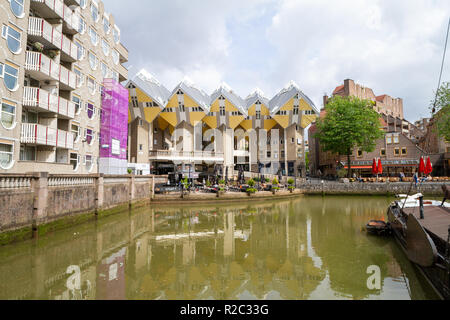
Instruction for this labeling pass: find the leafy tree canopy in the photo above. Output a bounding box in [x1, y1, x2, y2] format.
[315, 96, 384, 176]
[431, 82, 450, 141]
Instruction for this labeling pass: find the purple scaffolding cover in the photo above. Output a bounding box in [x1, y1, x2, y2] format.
[100, 79, 129, 160]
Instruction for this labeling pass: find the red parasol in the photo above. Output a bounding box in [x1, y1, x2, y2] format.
[372, 159, 378, 175]
[377, 158, 383, 175]
[425, 157, 433, 175]
[419, 157, 425, 174]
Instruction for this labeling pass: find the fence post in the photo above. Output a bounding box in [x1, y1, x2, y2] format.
[30, 172, 49, 234]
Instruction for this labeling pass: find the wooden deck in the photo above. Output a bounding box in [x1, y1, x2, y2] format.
[404, 206, 450, 240]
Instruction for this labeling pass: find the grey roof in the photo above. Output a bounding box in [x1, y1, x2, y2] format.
[171, 79, 211, 112]
[245, 89, 270, 109]
[269, 81, 319, 115]
[210, 84, 247, 116]
[128, 70, 171, 108]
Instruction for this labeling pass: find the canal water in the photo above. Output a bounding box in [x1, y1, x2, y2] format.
[0, 196, 439, 300]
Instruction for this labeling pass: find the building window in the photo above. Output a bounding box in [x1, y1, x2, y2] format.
[394, 148, 400, 156]
[139, 144, 143, 151]
[75, 41, 85, 60]
[102, 39, 110, 56]
[0, 63, 3, 78]
[87, 103, 95, 119]
[70, 153, 80, 171]
[2, 25, 21, 54]
[267, 151, 271, 158]
[85, 155, 93, 172]
[20, 146, 36, 161]
[113, 27, 120, 43]
[0, 142, 14, 169]
[89, 52, 98, 70]
[103, 17, 110, 34]
[80, 0, 87, 9]
[74, 68, 84, 87]
[78, 18, 86, 34]
[3, 63, 19, 91]
[179, 104, 185, 112]
[256, 111, 261, 120]
[72, 96, 81, 114]
[131, 96, 138, 108]
[293, 105, 299, 115]
[112, 49, 119, 65]
[219, 106, 225, 116]
[89, 27, 98, 46]
[71, 124, 80, 143]
[91, 4, 99, 22]
[401, 147, 407, 155]
[10, 0, 25, 18]
[1, 100, 16, 129]
[101, 62, 108, 79]
[380, 148, 386, 156]
[357, 149, 363, 158]
[393, 134, 400, 144]
[386, 134, 392, 144]
[85, 128, 94, 145]
[88, 77, 95, 94]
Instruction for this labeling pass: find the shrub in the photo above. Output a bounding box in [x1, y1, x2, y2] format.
[219, 179, 226, 185]
[287, 178, 294, 186]
[127, 168, 133, 174]
[248, 179, 255, 187]
[247, 187, 257, 194]
[272, 178, 279, 186]
[265, 178, 270, 183]
[206, 180, 211, 187]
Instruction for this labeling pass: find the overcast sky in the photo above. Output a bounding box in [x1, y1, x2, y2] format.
[106, 0, 450, 122]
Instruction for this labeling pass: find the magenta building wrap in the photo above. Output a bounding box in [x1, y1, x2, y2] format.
[100, 79, 129, 160]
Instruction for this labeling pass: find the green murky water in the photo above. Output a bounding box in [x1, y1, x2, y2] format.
[0, 196, 439, 300]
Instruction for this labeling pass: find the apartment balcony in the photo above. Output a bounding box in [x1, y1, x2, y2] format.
[21, 123, 74, 149]
[30, 0, 79, 35]
[25, 51, 77, 90]
[28, 17, 78, 62]
[23, 87, 75, 119]
[116, 43, 129, 64]
[149, 150, 224, 163]
[116, 63, 128, 83]
[64, 0, 80, 8]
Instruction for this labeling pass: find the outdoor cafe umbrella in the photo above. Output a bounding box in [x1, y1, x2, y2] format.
[425, 157, 433, 175]
[377, 158, 383, 175]
[372, 159, 378, 175]
[419, 157, 425, 175]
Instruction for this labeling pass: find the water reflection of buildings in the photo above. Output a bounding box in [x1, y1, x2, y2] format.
[0, 197, 436, 300]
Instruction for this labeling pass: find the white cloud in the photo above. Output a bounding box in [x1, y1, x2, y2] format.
[106, 0, 450, 121]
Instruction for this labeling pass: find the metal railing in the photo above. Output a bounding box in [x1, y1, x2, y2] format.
[23, 87, 75, 119]
[21, 123, 74, 149]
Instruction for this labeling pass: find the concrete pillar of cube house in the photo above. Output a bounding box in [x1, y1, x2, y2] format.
[95, 174, 104, 215]
[30, 172, 49, 230]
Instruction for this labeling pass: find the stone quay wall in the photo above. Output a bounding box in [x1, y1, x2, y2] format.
[0, 173, 168, 241]
[298, 181, 447, 196]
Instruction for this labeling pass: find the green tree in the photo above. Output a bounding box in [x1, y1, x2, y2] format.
[305, 152, 310, 171]
[315, 96, 384, 178]
[431, 82, 450, 141]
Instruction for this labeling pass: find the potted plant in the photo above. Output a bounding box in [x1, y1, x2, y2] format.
[287, 178, 295, 193]
[127, 168, 133, 175]
[272, 178, 279, 195]
[247, 179, 257, 196]
[47, 49, 60, 59]
[33, 42, 44, 52]
[217, 179, 226, 197]
[180, 178, 190, 198]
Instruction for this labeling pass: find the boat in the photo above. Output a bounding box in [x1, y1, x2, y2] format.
[386, 185, 450, 300]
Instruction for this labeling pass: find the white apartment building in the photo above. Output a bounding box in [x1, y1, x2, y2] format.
[0, 0, 128, 174]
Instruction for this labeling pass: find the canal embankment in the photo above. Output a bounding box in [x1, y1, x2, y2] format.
[0, 173, 447, 245]
[298, 181, 447, 197]
[0, 173, 167, 245]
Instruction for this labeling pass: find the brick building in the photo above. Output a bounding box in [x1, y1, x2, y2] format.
[309, 79, 427, 178]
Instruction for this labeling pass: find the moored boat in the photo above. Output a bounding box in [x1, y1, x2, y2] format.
[387, 185, 450, 300]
